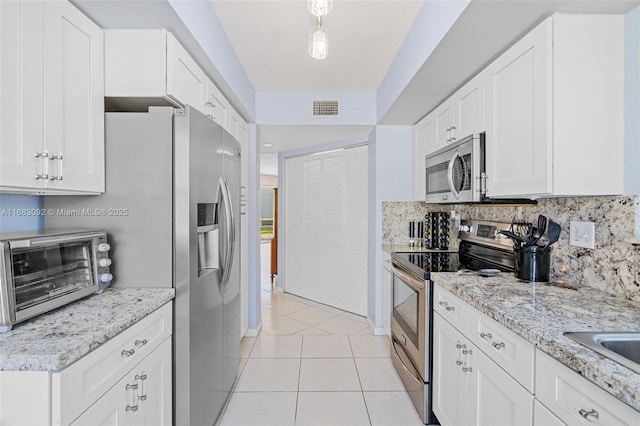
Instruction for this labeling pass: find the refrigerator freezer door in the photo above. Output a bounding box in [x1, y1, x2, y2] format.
[174, 106, 226, 426]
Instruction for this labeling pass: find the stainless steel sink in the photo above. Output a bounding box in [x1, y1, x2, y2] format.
[564, 332, 640, 374]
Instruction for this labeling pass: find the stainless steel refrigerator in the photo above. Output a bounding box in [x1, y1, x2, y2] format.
[45, 106, 241, 425]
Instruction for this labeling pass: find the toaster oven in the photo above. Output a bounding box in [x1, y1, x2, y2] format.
[0, 230, 112, 332]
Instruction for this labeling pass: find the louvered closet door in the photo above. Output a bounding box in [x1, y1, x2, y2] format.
[284, 145, 368, 316]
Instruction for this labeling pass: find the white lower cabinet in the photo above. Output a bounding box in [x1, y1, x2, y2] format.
[535, 349, 640, 425]
[71, 338, 172, 426]
[0, 303, 173, 426]
[433, 313, 533, 426]
[534, 400, 565, 426]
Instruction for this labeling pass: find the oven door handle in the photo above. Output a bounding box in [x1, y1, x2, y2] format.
[392, 263, 425, 291]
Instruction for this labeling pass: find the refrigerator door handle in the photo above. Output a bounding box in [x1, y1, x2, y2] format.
[218, 176, 235, 292]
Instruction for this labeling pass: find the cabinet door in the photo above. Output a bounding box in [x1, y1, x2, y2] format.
[534, 401, 565, 426]
[206, 79, 229, 129]
[132, 338, 172, 426]
[71, 373, 132, 426]
[413, 114, 435, 201]
[167, 33, 207, 113]
[485, 17, 552, 198]
[453, 71, 485, 140]
[433, 313, 470, 426]
[0, 0, 44, 190]
[469, 343, 534, 426]
[43, 0, 104, 193]
[433, 101, 454, 148]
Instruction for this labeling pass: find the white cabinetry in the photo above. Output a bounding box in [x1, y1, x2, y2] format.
[105, 30, 207, 113]
[536, 349, 640, 425]
[236, 109, 249, 336]
[71, 338, 172, 426]
[433, 286, 534, 426]
[0, 0, 104, 194]
[0, 303, 173, 426]
[485, 14, 624, 198]
[413, 71, 484, 201]
[433, 313, 533, 426]
[207, 80, 230, 130]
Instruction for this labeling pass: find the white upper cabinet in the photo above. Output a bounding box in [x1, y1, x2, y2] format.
[105, 30, 207, 114]
[207, 79, 230, 130]
[1, 0, 104, 194]
[485, 13, 624, 198]
[413, 71, 484, 200]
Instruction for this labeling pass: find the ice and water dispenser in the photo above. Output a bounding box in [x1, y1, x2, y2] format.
[197, 203, 219, 277]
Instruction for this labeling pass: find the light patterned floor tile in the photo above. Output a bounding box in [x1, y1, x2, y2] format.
[293, 326, 330, 336]
[355, 357, 405, 391]
[315, 315, 370, 334]
[235, 358, 300, 391]
[250, 335, 303, 358]
[220, 392, 297, 426]
[240, 337, 256, 359]
[299, 358, 361, 391]
[296, 392, 370, 426]
[262, 306, 285, 322]
[261, 316, 308, 335]
[267, 297, 309, 315]
[287, 306, 340, 326]
[340, 311, 369, 325]
[349, 335, 391, 358]
[364, 391, 425, 426]
[302, 335, 353, 358]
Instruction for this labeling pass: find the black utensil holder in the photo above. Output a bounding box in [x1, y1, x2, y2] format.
[515, 245, 550, 282]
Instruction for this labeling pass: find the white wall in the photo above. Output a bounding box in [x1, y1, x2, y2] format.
[625, 6, 640, 203]
[368, 125, 414, 330]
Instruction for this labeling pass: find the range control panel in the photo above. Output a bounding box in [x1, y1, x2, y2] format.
[458, 219, 514, 250]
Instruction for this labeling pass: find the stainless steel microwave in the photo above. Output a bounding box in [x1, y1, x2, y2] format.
[425, 133, 486, 203]
[0, 229, 112, 332]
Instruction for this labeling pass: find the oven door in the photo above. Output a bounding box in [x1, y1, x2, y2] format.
[390, 263, 426, 379]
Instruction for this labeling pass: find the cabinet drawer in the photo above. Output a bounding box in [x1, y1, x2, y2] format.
[433, 286, 469, 334]
[535, 349, 640, 425]
[468, 307, 534, 392]
[52, 302, 172, 425]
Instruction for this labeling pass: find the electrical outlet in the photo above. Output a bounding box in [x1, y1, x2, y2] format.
[569, 221, 595, 249]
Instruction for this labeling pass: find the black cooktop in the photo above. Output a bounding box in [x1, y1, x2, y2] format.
[391, 251, 460, 280]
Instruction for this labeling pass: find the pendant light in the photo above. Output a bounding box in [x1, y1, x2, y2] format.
[307, 0, 333, 17]
[308, 16, 328, 60]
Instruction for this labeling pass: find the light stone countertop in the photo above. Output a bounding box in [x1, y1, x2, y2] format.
[432, 272, 640, 412]
[0, 287, 175, 372]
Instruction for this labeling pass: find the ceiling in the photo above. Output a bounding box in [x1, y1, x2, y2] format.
[209, 0, 425, 93]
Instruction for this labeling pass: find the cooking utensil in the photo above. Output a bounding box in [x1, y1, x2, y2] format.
[499, 230, 526, 246]
[529, 215, 547, 246]
[544, 221, 561, 248]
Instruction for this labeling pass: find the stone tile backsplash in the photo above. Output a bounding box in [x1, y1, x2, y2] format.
[382, 196, 640, 301]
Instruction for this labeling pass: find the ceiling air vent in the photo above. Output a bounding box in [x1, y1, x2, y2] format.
[312, 100, 339, 117]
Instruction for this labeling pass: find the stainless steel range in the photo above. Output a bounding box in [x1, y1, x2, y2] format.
[390, 219, 516, 424]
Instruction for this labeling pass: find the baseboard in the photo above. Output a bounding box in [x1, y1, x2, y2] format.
[244, 321, 262, 337]
[367, 317, 388, 336]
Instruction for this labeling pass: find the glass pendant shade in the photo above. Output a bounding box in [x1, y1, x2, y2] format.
[308, 24, 328, 60]
[307, 0, 333, 17]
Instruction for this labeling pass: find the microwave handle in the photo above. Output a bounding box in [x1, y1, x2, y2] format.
[9, 233, 99, 248]
[447, 151, 461, 199]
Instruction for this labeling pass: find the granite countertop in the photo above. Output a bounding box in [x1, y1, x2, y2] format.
[432, 272, 640, 411]
[0, 287, 175, 372]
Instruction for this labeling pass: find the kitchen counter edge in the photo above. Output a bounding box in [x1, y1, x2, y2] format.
[431, 272, 640, 412]
[0, 287, 175, 372]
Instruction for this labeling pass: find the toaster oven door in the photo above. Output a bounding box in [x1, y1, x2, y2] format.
[10, 238, 98, 321]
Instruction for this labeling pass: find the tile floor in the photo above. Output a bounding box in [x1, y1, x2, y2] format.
[219, 242, 424, 425]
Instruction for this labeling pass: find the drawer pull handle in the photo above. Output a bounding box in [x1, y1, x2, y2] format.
[121, 349, 135, 357]
[480, 332, 492, 340]
[462, 349, 473, 355]
[126, 405, 139, 412]
[135, 374, 147, 381]
[492, 342, 505, 350]
[135, 339, 148, 347]
[456, 343, 466, 349]
[445, 306, 455, 312]
[439, 301, 448, 307]
[462, 367, 472, 373]
[138, 394, 148, 402]
[456, 360, 463, 366]
[578, 409, 599, 420]
[125, 383, 138, 390]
